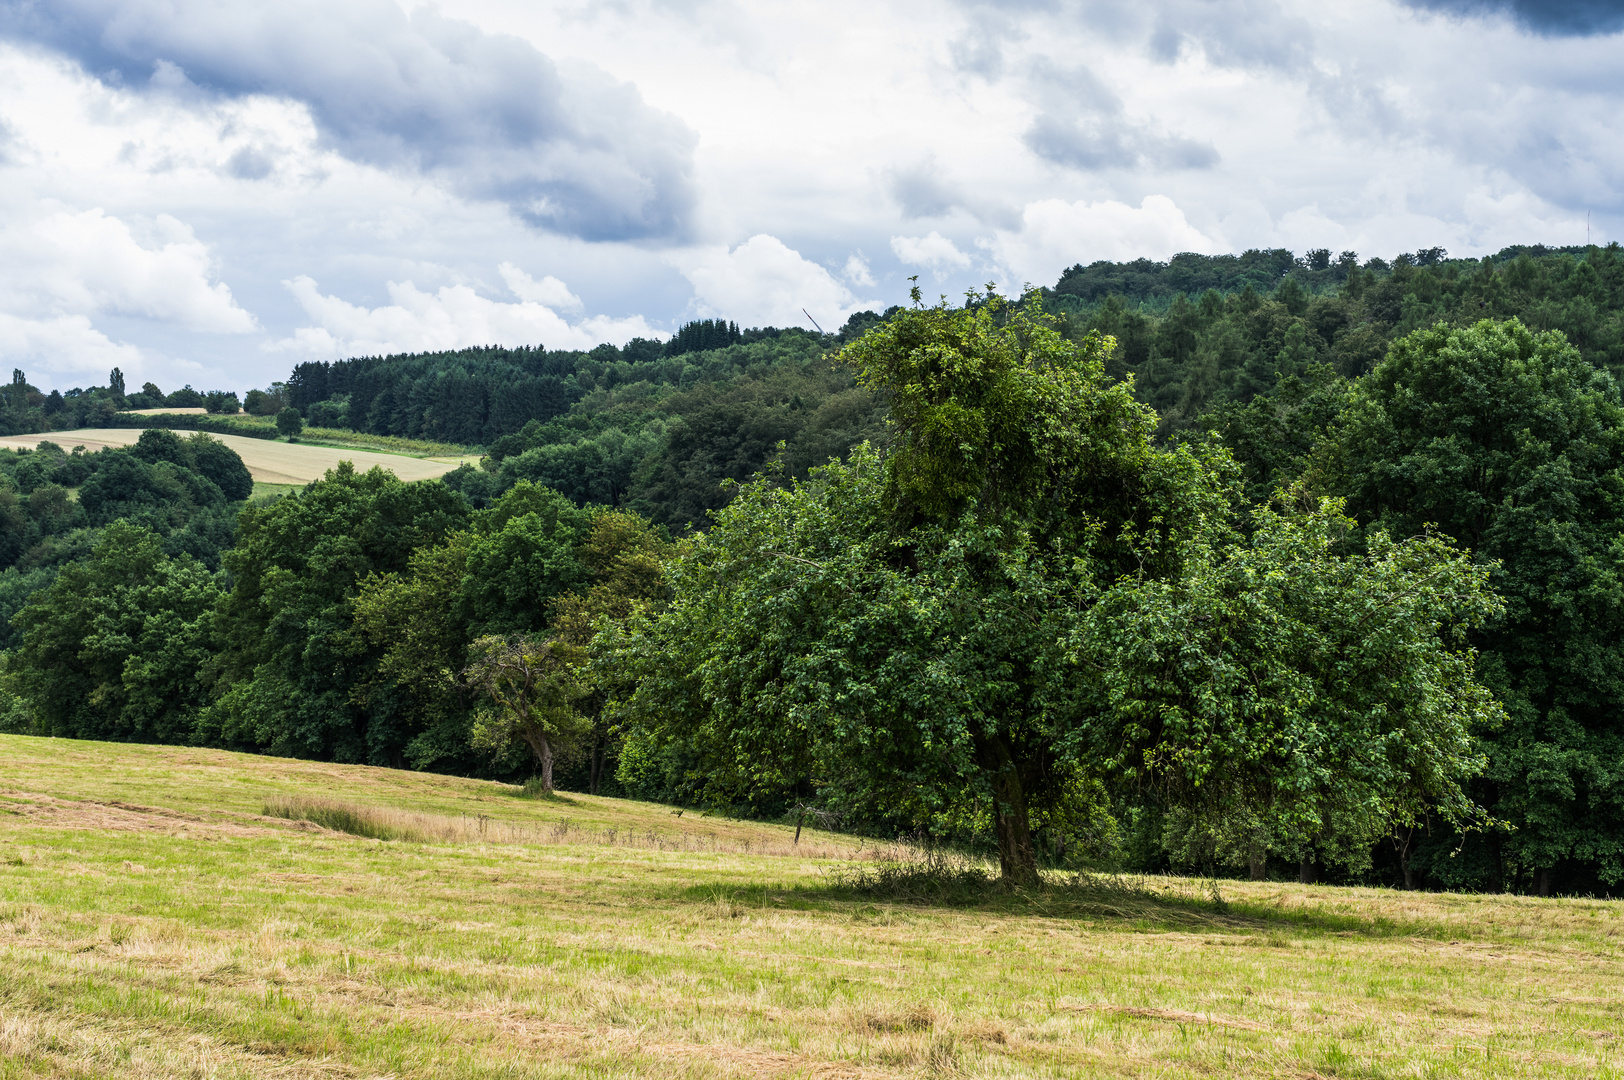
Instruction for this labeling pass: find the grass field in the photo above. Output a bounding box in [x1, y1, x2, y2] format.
[2, 736, 1622, 1079]
[0, 430, 478, 486]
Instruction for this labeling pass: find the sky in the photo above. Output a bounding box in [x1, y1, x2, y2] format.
[0, 0, 1620, 393]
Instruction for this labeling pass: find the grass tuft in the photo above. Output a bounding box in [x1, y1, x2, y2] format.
[262, 796, 423, 842]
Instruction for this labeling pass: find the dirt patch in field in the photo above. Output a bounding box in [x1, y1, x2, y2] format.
[0, 790, 326, 839]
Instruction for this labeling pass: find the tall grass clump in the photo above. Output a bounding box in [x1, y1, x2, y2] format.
[262, 796, 423, 842]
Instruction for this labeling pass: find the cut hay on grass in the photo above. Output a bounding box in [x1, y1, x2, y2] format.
[4, 734, 1624, 1079]
[0, 428, 477, 485]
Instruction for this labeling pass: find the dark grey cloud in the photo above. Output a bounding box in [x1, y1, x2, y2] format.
[1021, 63, 1219, 172]
[0, 0, 698, 240]
[1401, 0, 1624, 35]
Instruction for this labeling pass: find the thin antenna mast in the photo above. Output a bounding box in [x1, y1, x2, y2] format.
[802, 308, 825, 334]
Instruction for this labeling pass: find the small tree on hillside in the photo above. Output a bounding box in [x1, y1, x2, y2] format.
[462, 635, 589, 793]
[276, 406, 303, 441]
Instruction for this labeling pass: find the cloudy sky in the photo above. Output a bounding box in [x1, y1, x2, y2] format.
[0, 0, 1619, 392]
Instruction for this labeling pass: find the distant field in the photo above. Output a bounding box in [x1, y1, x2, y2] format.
[119, 408, 208, 416]
[2, 736, 1621, 1078]
[0, 429, 478, 486]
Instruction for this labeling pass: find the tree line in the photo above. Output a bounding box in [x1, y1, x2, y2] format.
[3, 244, 1624, 895]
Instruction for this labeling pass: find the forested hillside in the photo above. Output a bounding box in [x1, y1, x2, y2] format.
[1055, 243, 1624, 436]
[284, 325, 889, 530]
[5, 242, 1624, 898]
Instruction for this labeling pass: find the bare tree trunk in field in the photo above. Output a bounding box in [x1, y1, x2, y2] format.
[980, 735, 1039, 887]
[524, 732, 554, 793]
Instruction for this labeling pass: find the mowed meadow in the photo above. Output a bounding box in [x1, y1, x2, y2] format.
[2, 735, 1621, 1079]
[0, 430, 476, 487]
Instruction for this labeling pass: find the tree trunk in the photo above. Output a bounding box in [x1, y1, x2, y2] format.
[588, 734, 602, 796]
[1536, 867, 1552, 897]
[1393, 826, 1416, 890]
[524, 731, 555, 793]
[1248, 848, 1267, 881]
[979, 736, 1039, 887]
[1298, 856, 1316, 885]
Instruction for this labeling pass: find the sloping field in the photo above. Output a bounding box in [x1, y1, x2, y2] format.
[0, 429, 476, 485]
[2, 736, 1622, 1078]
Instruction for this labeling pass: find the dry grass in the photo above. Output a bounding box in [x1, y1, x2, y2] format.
[3, 734, 1624, 1079]
[261, 794, 860, 859]
[0, 429, 477, 485]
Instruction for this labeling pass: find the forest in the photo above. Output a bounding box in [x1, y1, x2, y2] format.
[3, 242, 1623, 896]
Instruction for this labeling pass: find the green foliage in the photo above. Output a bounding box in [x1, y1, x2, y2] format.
[350, 484, 665, 786]
[464, 635, 590, 792]
[203, 390, 241, 414]
[1076, 498, 1503, 876]
[276, 406, 304, 440]
[166, 385, 205, 409]
[5, 521, 222, 742]
[203, 462, 470, 764]
[1056, 244, 1624, 441]
[621, 291, 1503, 886]
[1327, 318, 1624, 892]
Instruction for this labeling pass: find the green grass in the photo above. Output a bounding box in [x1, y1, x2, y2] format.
[157, 412, 478, 458]
[2, 735, 1622, 1078]
[249, 481, 299, 500]
[294, 427, 477, 458]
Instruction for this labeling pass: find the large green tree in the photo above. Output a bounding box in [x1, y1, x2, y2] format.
[202, 462, 468, 764]
[1329, 318, 1624, 893]
[622, 290, 1502, 884]
[6, 521, 221, 742]
[349, 481, 594, 772]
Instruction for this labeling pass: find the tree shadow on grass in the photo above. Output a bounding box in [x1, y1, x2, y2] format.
[730, 848, 1449, 941]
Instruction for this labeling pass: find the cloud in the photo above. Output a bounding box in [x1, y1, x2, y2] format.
[891, 232, 973, 278]
[1400, 0, 1624, 36]
[0, 207, 256, 341]
[268, 274, 662, 359]
[886, 158, 964, 219]
[989, 195, 1220, 286]
[2, 0, 698, 240]
[842, 254, 876, 288]
[1021, 62, 1219, 172]
[499, 263, 583, 312]
[675, 234, 874, 329]
[0, 313, 142, 382]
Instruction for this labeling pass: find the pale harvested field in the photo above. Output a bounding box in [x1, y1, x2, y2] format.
[0, 429, 477, 485]
[118, 408, 208, 416]
[2, 735, 1623, 1079]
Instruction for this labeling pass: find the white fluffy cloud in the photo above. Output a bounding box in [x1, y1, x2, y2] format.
[269, 273, 661, 359]
[499, 263, 584, 312]
[676, 234, 876, 330]
[0, 314, 142, 381]
[989, 195, 1220, 288]
[0, 205, 254, 383]
[5, 209, 258, 333]
[891, 232, 973, 278]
